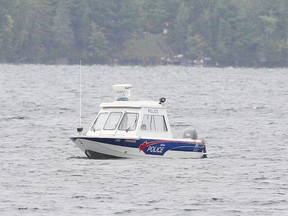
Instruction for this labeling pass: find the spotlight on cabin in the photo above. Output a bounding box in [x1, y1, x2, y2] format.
[159, 97, 166, 104]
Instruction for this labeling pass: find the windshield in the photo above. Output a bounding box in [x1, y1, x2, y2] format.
[103, 112, 122, 130]
[118, 112, 139, 131]
[91, 113, 108, 131]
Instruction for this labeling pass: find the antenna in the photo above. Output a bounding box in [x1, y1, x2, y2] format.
[77, 60, 83, 134]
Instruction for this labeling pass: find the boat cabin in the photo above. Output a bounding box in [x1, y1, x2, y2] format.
[86, 85, 172, 139]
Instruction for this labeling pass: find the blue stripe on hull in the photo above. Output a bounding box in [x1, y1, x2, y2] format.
[78, 137, 203, 156]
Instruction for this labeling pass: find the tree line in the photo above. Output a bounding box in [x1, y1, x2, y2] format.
[0, 0, 288, 67]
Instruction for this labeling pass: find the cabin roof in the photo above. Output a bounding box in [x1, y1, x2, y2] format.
[100, 100, 165, 108]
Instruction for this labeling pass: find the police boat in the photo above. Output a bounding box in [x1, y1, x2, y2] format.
[70, 84, 207, 159]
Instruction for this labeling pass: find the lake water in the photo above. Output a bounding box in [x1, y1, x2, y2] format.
[0, 64, 287, 215]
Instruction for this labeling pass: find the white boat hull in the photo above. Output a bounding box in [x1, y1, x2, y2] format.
[70, 136, 207, 159]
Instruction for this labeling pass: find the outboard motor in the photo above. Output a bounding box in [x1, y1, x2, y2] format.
[183, 129, 198, 140]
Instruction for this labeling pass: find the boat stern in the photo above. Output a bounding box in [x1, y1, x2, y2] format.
[201, 139, 208, 158]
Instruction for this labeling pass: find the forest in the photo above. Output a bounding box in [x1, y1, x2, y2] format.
[0, 0, 288, 67]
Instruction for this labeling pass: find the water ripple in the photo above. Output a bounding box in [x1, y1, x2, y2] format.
[0, 65, 287, 216]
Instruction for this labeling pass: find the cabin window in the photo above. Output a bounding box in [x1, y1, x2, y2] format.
[141, 114, 168, 132]
[91, 113, 108, 131]
[118, 113, 139, 131]
[104, 112, 122, 130]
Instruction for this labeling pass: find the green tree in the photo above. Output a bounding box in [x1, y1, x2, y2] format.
[0, 14, 14, 61]
[52, 0, 74, 61]
[86, 21, 108, 64]
[0, 0, 20, 62]
[140, 0, 169, 34]
[0, 0, 288, 66]
[70, 0, 89, 54]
